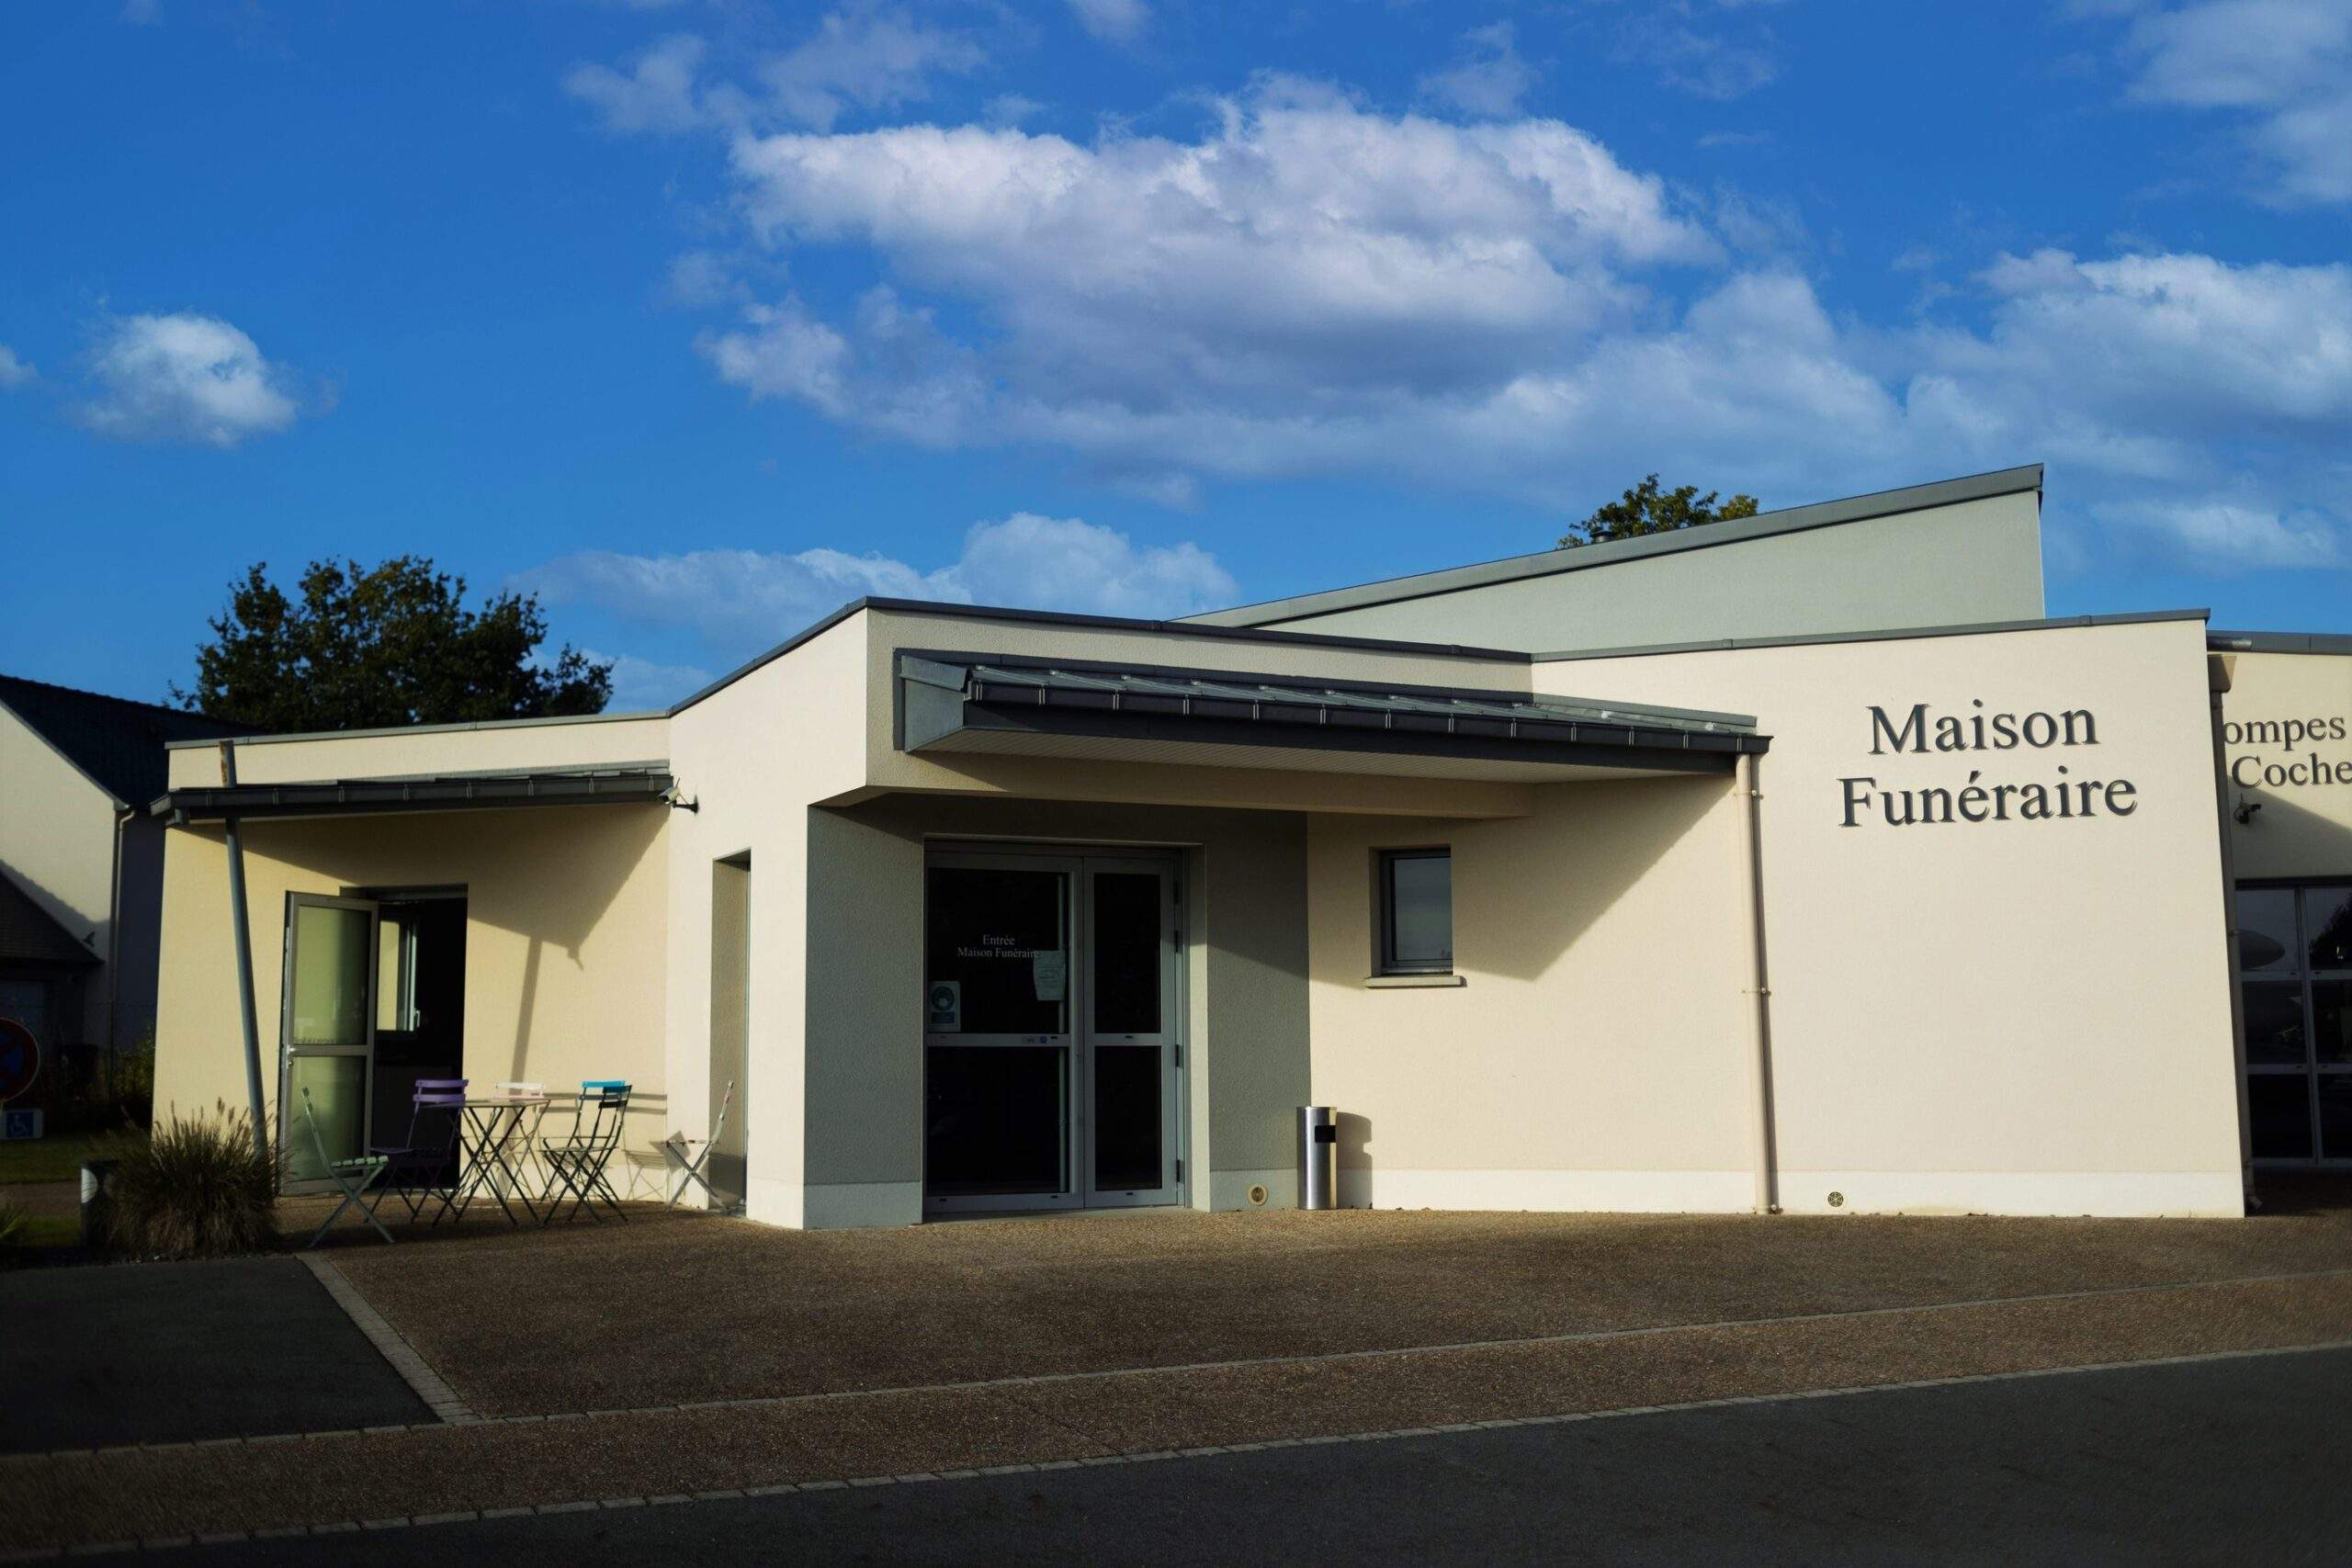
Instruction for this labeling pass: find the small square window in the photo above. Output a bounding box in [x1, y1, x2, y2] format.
[1378, 849, 1453, 975]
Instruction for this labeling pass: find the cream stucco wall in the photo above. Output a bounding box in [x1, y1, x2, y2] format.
[1533, 617, 2243, 1216]
[153, 804, 673, 1187]
[662, 613, 869, 1228]
[0, 701, 118, 1040]
[1307, 774, 1755, 1213]
[2219, 649, 2352, 882]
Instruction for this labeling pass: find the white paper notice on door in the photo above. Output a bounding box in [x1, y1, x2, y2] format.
[1032, 949, 1068, 1002]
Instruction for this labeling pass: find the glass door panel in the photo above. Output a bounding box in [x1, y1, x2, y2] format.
[1084, 859, 1180, 1207]
[278, 894, 378, 1190]
[284, 1054, 368, 1183]
[923, 856, 1080, 1212]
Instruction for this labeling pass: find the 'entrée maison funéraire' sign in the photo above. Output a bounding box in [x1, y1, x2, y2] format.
[1838, 702, 2138, 828]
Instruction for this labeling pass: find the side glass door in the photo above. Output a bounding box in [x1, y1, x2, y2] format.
[923, 853, 1080, 1211]
[1084, 858, 1182, 1207]
[279, 894, 379, 1190]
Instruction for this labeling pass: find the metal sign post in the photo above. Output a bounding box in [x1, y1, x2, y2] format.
[220, 739, 267, 1158]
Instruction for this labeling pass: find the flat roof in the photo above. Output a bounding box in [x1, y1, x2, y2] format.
[1182, 464, 2046, 629]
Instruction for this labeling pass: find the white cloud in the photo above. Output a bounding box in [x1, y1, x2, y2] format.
[565, 33, 709, 134]
[635, 69, 2352, 576]
[725, 79, 1713, 432]
[582, 649, 716, 711]
[0, 345, 34, 388]
[2090, 499, 2347, 569]
[2115, 0, 2352, 204]
[522, 514, 1238, 666]
[761, 6, 985, 130]
[566, 9, 984, 136]
[663, 249, 747, 307]
[74, 313, 307, 447]
[1418, 22, 1539, 118]
[1614, 10, 1781, 100]
[1067, 0, 1148, 48]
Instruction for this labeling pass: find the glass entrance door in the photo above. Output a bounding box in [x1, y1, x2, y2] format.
[924, 853, 1080, 1212]
[923, 847, 1184, 1213]
[279, 894, 379, 1190]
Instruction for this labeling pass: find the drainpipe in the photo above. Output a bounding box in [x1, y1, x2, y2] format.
[220, 739, 267, 1158]
[1736, 750, 1780, 1213]
[2207, 656, 2255, 1210]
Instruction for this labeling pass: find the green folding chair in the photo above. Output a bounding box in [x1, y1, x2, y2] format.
[300, 1086, 394, 1248]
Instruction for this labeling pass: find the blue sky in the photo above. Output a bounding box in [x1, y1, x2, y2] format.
[4, 0, 2348, 711]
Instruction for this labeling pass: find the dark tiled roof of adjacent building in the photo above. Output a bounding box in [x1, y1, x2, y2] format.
[0, 674, 260, 808]
[0, 872, 99, 968]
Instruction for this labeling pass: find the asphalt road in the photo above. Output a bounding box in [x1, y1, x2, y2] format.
[0, 1257, 428, 1453]
[76, 1345, 2352, 1566]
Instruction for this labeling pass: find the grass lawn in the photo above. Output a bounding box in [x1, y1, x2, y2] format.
[0, 1128, 130, 1185]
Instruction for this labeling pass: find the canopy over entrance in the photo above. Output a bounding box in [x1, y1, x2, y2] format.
[897, 653, 1767, 784]
[151, 765, 674, 824]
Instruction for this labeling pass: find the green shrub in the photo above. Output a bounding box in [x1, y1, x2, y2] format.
[103, 1102, 281, 1259]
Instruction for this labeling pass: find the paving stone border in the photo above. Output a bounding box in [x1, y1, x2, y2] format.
[295, 1255, 479, 1427]
[6, 1338, 2347, 1563]
[17, 1261, 2349, 1467]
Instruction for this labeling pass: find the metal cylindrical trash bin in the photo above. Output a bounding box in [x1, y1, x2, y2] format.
[1297, 1105, 1337, 1211]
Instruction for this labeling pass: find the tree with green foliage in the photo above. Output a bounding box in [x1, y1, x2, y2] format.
[1558, 474, 1761, 548]
[176, 557, 612, 732]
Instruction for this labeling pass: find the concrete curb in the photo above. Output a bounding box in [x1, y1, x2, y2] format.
[296, 1254, 480, 1427]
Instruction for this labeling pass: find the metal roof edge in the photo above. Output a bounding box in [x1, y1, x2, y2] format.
[2208, 629, 2352, 657]
[164, 707, 670, 750]
[1185, 464, 2046, 628]
[896, 647, 1758, 731]
[1531, 608, 2211, 662]
[668, 596, 1541, 718]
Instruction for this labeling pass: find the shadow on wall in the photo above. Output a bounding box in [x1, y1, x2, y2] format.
[1444, 774, 1729, 986]
[1336, 1111, 1374, 1207]
[2229, 787, 2352, 881]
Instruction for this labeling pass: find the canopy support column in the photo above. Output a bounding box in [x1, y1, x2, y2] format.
[220, 739, 267, 1162]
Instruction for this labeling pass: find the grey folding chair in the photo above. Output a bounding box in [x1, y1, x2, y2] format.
[543, 1080, 632, 1223]
[300, 1086, 393, 1248]
[662, 1078, 735, 1212]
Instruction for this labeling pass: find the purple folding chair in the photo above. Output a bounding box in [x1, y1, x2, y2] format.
[370, 1077, 469, 1223]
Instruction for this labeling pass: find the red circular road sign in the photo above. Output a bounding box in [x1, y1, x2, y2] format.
[0, 1017, 38, 1103]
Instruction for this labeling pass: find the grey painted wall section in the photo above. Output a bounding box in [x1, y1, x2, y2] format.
[801, 795, 1309, 1225]
[1195, 484, 2046, 655]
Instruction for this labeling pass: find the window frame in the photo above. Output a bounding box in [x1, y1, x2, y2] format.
[2238, 877, 2352, 1165]
[1376, 847, 1454, 976]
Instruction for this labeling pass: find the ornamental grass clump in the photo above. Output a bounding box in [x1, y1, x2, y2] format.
[105, 1102, 280, 1260]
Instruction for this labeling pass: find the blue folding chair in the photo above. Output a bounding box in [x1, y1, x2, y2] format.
[543, 1080, 632, 1223]
[370, 1078, 468, 1222]
[300, 1086, 393, 1248]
